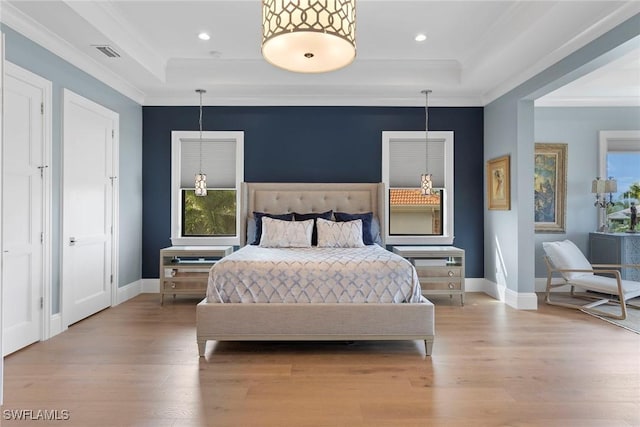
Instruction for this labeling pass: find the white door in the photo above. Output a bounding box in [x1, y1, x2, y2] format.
[2, 64, 48, 355]
[62, 90, 118, 326]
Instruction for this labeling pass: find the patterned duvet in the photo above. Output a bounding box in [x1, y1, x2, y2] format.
[207, 245, 423, 304]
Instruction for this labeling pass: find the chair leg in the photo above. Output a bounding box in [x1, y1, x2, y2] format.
[583, 300, 628, 320]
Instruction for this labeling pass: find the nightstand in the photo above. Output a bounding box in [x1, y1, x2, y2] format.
[392, 246, 465, 305]
[159, 246, 233, 305]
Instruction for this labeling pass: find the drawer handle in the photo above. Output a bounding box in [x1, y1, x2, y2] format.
[171, 283, 176, 289]
[448, 270, 454, 277]
[448, 283, 455, 289]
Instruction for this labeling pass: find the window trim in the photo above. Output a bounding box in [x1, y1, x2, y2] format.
[382, 131, 454, 245]
[598, 130, 640, 228]
[171, 130, 244, 246]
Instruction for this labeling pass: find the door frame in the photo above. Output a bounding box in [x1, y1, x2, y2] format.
[61, 89, 119, 329]
[3, 61, 53, 341]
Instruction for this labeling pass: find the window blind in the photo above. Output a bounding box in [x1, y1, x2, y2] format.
[180, 138, 236, 188]
[389, 138, 445, 187]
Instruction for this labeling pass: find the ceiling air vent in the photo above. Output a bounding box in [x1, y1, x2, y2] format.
[93, 45, 121, 58]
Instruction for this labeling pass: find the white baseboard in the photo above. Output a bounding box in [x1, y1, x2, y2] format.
[504, 287, 538, 310]
[465, 278, 490, 293]
[116, 280, 142, 305]
[478, 279, 538, 310]
[141, 278, 159, 293]
[535, 277, 568, 292]
[48, 313, 65, 339]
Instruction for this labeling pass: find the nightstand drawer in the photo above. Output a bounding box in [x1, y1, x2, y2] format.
[419, 280, 462, 291]
[162, 281, 206, 292]
[415, 266, 462, 278]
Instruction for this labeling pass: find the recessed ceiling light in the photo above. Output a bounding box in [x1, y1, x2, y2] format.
[198, 32, 211, 41]
[415, 34, 427, 42]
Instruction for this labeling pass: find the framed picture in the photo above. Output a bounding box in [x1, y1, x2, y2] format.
[487, 155, 510, 210]
[534, 143, 567, 233]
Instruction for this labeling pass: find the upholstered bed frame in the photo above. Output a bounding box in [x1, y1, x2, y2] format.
[196, 182, 435, 356]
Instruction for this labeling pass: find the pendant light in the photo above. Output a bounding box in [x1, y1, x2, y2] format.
[194, 89, 207, 197]
[261, 0, 356, 73]
[420, 89, 433, 196]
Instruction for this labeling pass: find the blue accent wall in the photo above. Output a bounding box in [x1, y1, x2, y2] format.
[143, 106, 484, 278]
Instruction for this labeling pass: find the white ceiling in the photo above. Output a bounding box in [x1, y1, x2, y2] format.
[3, 0, 639, 106]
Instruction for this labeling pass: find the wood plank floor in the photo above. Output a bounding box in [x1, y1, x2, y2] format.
[2, 293, 639, 427]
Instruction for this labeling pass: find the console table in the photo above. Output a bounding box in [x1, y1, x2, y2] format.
[588, 232, 640, 281]
[159, 246, 233, 304]
[392, 246, 465, 305]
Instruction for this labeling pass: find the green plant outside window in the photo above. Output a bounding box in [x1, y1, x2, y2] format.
[182, 190, 236, 236]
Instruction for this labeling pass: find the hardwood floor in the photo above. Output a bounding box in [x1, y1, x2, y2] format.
[2, 293, 639, 427]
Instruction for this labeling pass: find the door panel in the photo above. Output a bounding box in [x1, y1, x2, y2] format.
[2, 67, 44, 355]
[63, 90, 116, 326]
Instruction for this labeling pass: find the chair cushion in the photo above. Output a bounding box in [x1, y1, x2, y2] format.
[542, 240, 593, 280]
[571, 275, 640, 301]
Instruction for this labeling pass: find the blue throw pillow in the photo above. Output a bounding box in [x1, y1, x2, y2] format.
[293, 210, 333, 246]
[252, 212, 294, 245]
[334, 211, 374, 245]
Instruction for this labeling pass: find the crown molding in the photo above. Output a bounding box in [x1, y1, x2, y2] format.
[143, 93, 483, 107]
[1, 2, 145, 104]
[482, 2, 640, 105]
[61, 0, 166, 83]
[535, 96, 640, 108]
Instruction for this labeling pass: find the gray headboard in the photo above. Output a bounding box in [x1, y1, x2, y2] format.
[240, 182, 385, 245]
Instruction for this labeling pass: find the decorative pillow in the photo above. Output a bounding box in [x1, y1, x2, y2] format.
[334, 212, 374, 245]
[251, 211, 294, 245]
[542, 240, 593, 280]
[371, 216, 383, 245]
[316, 218, 365, 248]
[293, 210, 333, 246]
[246, 218, 257, 245]
[259, 217, 313, 248]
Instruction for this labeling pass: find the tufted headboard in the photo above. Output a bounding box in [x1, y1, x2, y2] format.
[240, 182, 385, 246]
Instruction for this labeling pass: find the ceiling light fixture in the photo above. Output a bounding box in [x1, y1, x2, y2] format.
[415, 34, 427, 42]
[420, 89, 434, 196]
[261, 0, 356, 73]
[194, 89, 207, 197]
[198, 32, 210, 41]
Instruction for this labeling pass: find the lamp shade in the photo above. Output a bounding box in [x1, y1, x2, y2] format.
[605, 178, 617, 193]
[592, 178, 605, 194]
[262, 0, 356, 73]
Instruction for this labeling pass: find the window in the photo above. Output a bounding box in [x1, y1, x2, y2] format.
[599, 130, 640, 232]
[171, 131, 244, 245]
[382, 131, 454, 244]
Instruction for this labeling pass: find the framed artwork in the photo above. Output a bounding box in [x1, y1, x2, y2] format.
[534, 143, 567, 233]
[487, 155, 510, 210]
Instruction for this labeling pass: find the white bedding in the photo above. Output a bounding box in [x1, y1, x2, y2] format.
[207, 245, 423, 304]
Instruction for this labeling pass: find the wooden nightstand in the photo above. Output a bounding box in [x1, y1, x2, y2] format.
[392, 246, 465, 305]
[159, 246, 233, 305]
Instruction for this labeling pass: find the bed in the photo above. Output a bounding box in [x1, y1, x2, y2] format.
[196, 182, 435, 356]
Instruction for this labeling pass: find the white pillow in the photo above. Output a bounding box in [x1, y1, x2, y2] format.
[542, 240, 593, 280]
[316, 218, 365, 248]
[259, 217, 313, 248]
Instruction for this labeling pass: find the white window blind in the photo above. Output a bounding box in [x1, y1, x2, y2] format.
[180, 138, 236, 188]
[389, 138, 445, 187]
